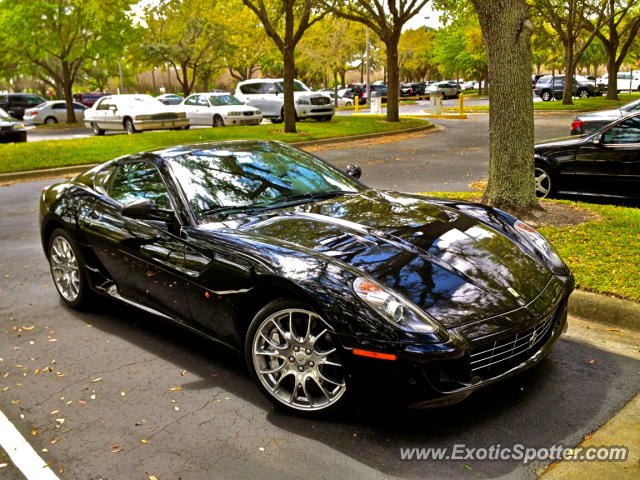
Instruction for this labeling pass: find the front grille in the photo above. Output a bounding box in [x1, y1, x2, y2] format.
[147, 112, 182, 120]
[469, 310, 558, 378]
[311, 96, 330, 105]
[242, 111, 254, 116]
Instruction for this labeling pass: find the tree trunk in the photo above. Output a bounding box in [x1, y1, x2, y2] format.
[385, 37, 400, 122]
[282, 46, 297, 133]
[472, 0, 539, 217]
[562, 46, 575, 105]
[605, 47, 618, 100]
[62, 61, 77, 123]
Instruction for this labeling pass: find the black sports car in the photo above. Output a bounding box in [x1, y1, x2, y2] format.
[535, 111, 640, 200]
[40, 140, 573, 415]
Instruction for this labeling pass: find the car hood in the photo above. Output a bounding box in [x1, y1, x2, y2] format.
[216, 105, 260, 114]
[221, 191, 552, 328]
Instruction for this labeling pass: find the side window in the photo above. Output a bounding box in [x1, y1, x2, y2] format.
[27, 95, 43, 106]
[94, 165, 116, 195]
[96, 98, 109, 110]
[109, 162, 171, 209]
[602, 117, 640, 144]
[52, 103, 66, 110]
[197, 96, 209, 106]
[184, 95, 199, 106]
[240, 83, 262, 94]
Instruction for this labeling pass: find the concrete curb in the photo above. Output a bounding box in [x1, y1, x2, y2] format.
[0, 123, 436, 184]
[569, 290, 640, 332]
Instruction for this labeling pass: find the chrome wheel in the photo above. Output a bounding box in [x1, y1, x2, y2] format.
[50, 235, 80, 302]
[535, 167, 551, 198]
[252, 308, 346, 411]
[213, 115, 224, 127]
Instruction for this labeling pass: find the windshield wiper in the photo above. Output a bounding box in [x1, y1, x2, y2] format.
[200, 204, 271, 219]
[274, 190, 355, 204]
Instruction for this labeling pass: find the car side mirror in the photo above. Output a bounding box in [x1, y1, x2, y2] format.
[592, 134, 602, 145]
[345, 164, 362, 179]
[122, 198, 176, 223]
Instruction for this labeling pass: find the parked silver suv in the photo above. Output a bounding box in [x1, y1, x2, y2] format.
[235, 79, 334, 122]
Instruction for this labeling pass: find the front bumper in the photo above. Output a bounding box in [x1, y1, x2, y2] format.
[296, 106, 335, 118]
[0, 128, 27, 143]
[223, 114, 262, 126]
[337, 275, 573, 408]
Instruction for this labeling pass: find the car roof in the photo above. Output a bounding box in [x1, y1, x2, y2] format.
[238, 78, 284, 85]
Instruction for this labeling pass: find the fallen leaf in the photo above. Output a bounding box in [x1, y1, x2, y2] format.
[464, 464, 473, 470]
[1, 386, 10, 392]
[120, 391, 126, 396]
[211, 373, 220, 377]
[90, 377, 102, 383]
[0, 462, 9, 468]
[41, 448, 48, 453]
[50, 410, 59, 415]
[588, 360, 596, 364]
[50, 438, 60, 445]
[111, 445, 123, 453]
[31, 429, 38, 435]
[56, 418, 65, 424]
[11, 399, 20, 404]
[90, 394, 96, 400]
[78, 400, 86, 405]
[140, 439, 149, 444]
[55, 372, 64, 377]
[147, 475, 159, 480]
[170, 386, 182, 391]
[173, 406, 180, 411]
[258, 447, 265, 452]
[584, 434, 593, 440]
[59, 467, 64, 474]
[21, 326, 35, 331]
[180, 370, 187, 376]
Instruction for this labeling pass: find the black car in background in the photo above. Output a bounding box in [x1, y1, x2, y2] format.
[40, 140, 572, 416]
[534, 75, 601, 101]
[535, 111, 640, 200]
[0, 93, 47, 120]
[400, 83, 427, 97]
[0, 108, 27, 143]
[570, 98, 640, 135]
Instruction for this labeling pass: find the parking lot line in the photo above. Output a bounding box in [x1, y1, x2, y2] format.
[0, 409, 60, 480]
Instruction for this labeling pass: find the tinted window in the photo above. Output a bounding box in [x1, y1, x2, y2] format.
[52, 103, 66, 110]
[602, 117, 640, 144]
[94, 165, 116, 195]
[95, 98, 112, 110]
[27, 95, 44, 106]
[209, 95, 243, 106]
[109, 162, 171, 209]
[169, 142, 364, 221]
[240, 83, 264, 94]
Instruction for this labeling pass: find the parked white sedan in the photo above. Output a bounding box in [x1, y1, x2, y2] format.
[181, 92, 262, 127]
[84, 94, 189, 135]
[23, 100, 87, 125]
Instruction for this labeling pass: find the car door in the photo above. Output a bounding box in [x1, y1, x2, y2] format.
[51, 102, 66, 122]
[196, 95, 213, 125]
[73, 102, 86, 121]
[573, 115, 640, 197]
[182, 95, 202, 125]
[82, 160, 191, 321]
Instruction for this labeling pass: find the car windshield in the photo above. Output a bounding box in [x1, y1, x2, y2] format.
[621, 99, 640, 112]
[169, 142, 365, 222]
[209, 95, 243, 106]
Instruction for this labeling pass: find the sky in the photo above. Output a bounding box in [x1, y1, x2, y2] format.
[131, 0, 443, 31]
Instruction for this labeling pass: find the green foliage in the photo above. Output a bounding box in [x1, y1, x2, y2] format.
[0, 117, 428, 174]
[399, 28, 438, 81]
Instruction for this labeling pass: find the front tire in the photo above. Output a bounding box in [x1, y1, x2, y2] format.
[91, 122, 105, 136]
[577, 89, 590, 98]
[245, 299, 349, 417]
[48, 229, 92, 309]
[124, 117, 137, 134]
[541, 90, 553, 101]
[212, 115, 224, 127]
[535, 165, 553, 198]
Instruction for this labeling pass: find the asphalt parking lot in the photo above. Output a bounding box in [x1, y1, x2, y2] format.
[1, 114, 638, 480]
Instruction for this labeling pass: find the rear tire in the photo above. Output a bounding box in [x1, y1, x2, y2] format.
[47, 228, 93, 310]
[44, 116, 57, 125]
[245, 298, 349, 417]
[535, 165, 554, 198]
[577, 89, 590, 98]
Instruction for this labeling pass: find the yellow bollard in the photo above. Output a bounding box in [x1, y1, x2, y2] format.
[459, 93, 464, 114]
[355, 95, 359, 113]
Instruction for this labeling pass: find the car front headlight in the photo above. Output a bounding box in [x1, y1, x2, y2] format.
[296, 98, 310, 105]
[513, 220, 564, 270]
[353, 277, 441, 334]
[255, 110, 262, 115]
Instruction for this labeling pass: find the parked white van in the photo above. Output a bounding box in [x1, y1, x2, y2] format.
[235, 79, 334, 123]
[596, 71, 640, 92]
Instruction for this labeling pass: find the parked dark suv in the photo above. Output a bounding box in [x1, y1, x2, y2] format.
[534, 75, 599, 101]
[0, 93, 47, 120]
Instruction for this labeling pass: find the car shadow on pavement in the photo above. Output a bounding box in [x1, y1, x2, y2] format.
[68, 298, 640, 480]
